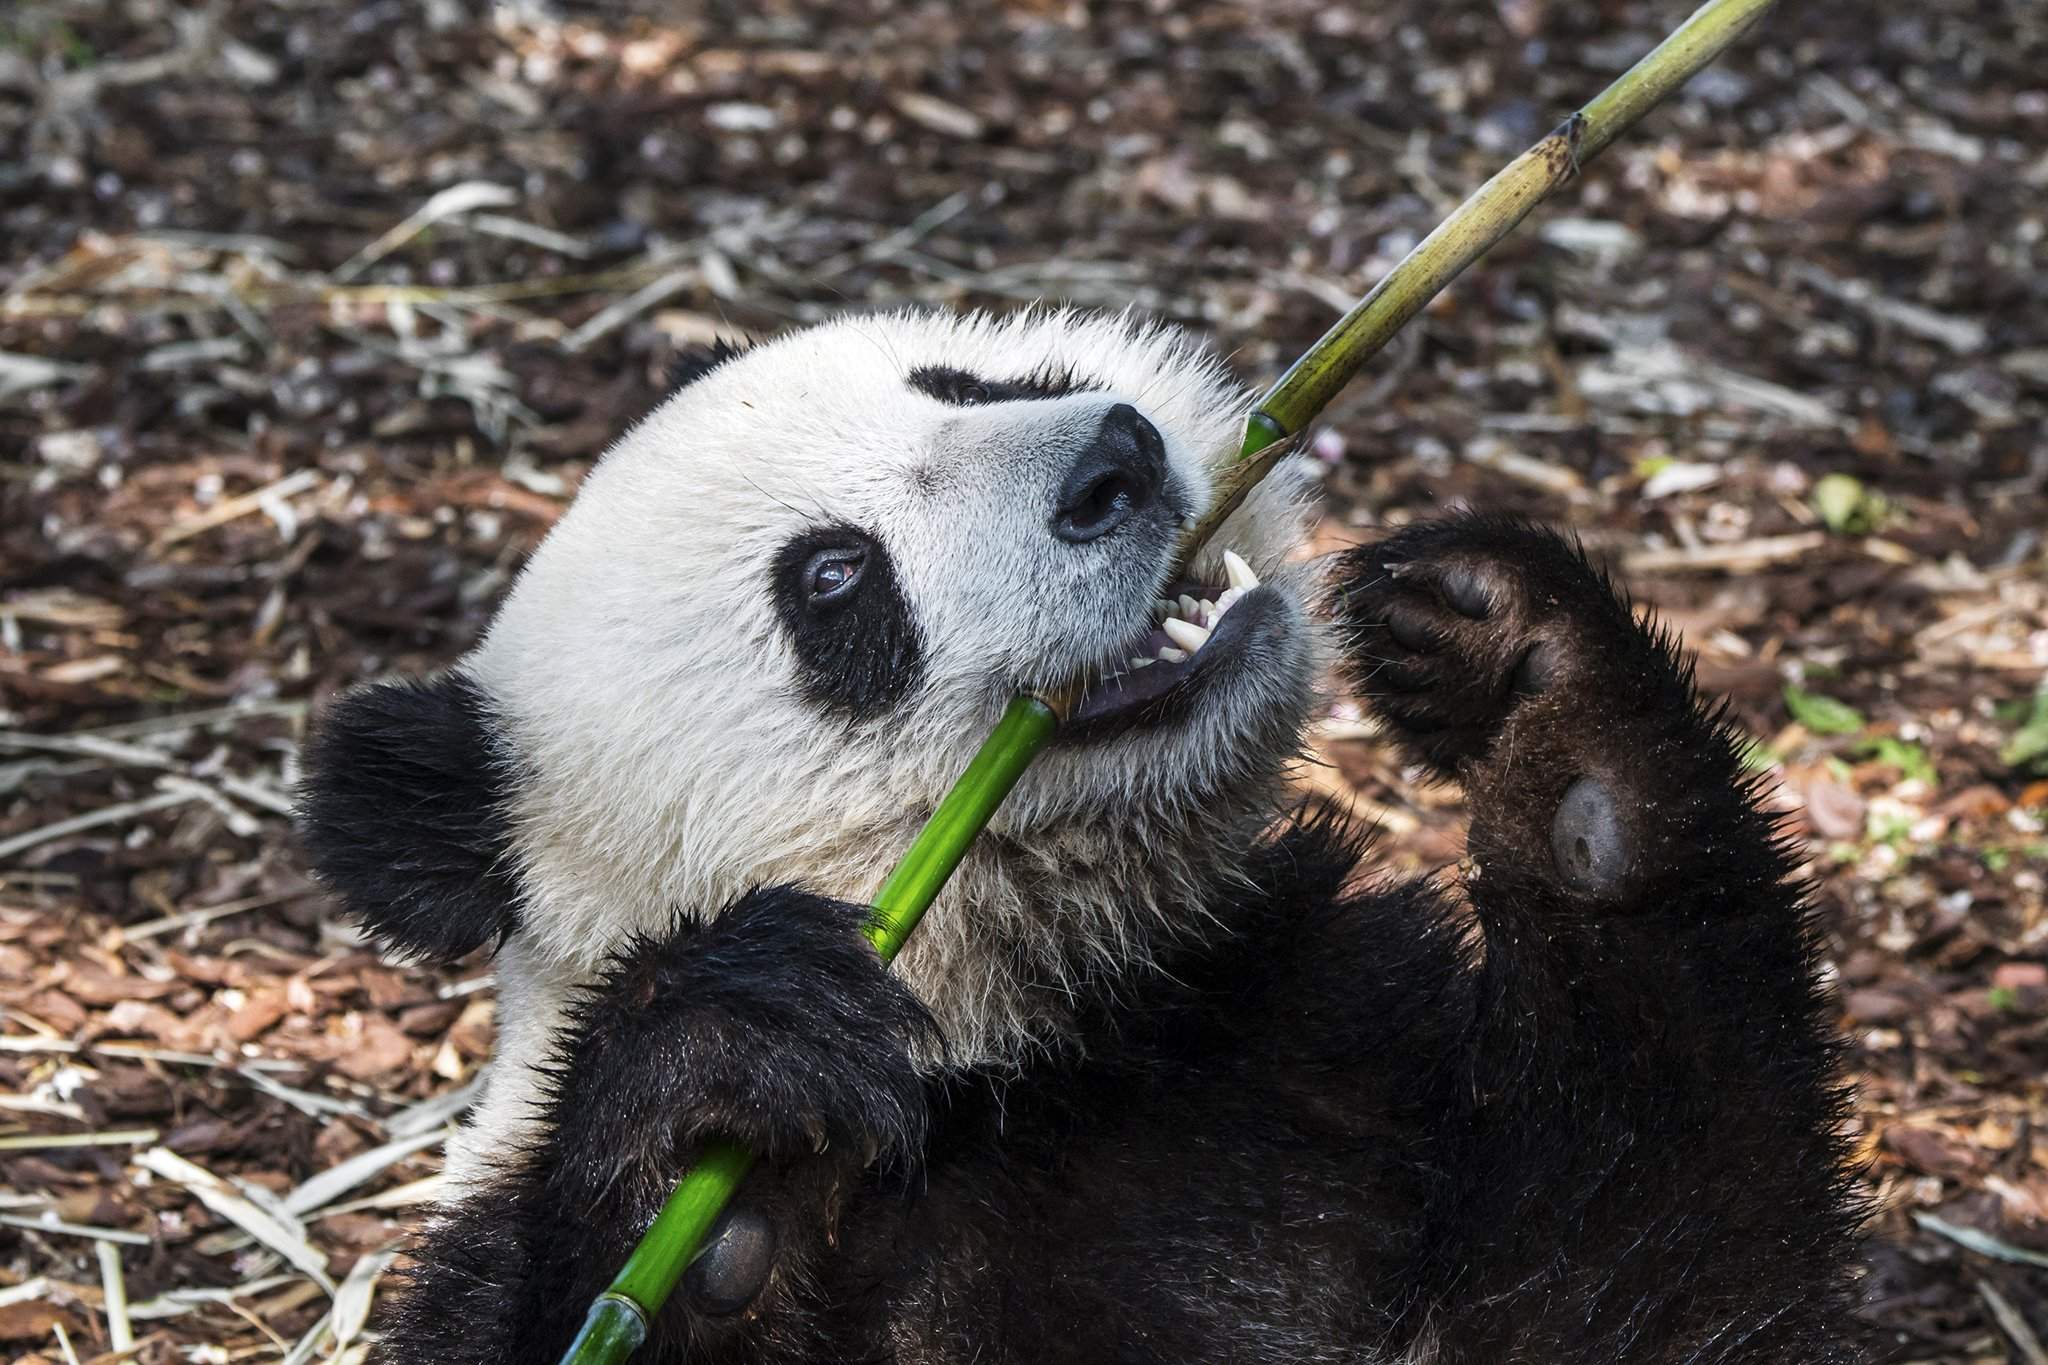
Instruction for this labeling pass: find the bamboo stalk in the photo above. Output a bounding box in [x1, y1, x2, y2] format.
[561, 2, 1779, 1358]
[1224, 0, 1779, 474]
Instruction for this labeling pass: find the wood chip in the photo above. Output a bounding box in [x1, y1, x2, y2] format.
[281, 1129, 447, 1219]
[135, 1148, 336, 1294]
[1913, 1213, 2048, 1270]
[0, 1130, 160, 1153]
[0, 1214, 151, 1246]
[330, 1248, 398, 1351]
[96, 1240, 133, 1352]
[1623, 531, 1828, 575]
[151, 469, 322, 551]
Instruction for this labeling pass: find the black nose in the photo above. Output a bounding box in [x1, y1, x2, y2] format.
[1051, 404, 1167, 545]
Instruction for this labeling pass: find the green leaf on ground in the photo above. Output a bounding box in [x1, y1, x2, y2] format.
[1785, 684, 1866, 736]
[1866, 806, 1914, 846]
[1855, 736, 1936, 786]
[2001, 693, 2048, 773]
[1812, 473, 1890, 534]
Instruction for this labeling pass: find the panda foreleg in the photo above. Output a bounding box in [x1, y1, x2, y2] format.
[372, 886, 937, 1363]
[1332, 514, 1859, 1359]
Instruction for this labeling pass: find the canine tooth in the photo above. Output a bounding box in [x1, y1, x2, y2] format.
[1162, 617, 1211, 653]
[1223, 549, 1260, 591]
[1178, 594, 1201, 620]
[1158, 646, 1189, 664]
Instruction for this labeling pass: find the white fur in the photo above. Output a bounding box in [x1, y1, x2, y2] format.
[450, 309, 1323, 1183]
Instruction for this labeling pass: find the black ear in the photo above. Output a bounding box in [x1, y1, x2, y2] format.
[667, 337, 748, 391]
[295, 671, 523, 963]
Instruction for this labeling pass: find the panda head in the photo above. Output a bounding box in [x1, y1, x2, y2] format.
[299, 309, 1321, 1066]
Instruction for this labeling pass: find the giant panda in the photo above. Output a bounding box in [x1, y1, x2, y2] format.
[296, 309, 1865, 1364]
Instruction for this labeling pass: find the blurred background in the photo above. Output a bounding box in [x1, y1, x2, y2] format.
[2, 1, 2045, 1360]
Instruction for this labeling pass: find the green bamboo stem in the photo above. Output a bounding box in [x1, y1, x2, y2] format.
[561, 2, 1778, 1358]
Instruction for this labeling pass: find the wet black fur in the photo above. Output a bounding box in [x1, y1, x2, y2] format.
[770, 524, 926, 721]
[367, 514, 1865, 1363]
[296, 670, 523, 962]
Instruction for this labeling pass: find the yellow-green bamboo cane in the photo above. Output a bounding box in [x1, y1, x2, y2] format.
[560, 1, 1779, 1358]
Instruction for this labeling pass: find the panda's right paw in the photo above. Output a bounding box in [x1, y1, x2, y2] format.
[553, 887, 938, 1180]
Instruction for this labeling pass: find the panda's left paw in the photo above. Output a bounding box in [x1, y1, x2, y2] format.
[1335, 513, 1762, 915]
[548, 887, 937, 1189]
[1331, 513, 1660, 779]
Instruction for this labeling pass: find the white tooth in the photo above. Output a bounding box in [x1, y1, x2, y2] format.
[1216, 587, 1243, 613]
[1158, 646, 1189, 664]
[1223, 549, 1260, 591]
[1198, 598, 1218, 622]
[1162, 617, 1211, 654]
[1178, 594, 1201, 620]
[1127, 656, 1154, 669]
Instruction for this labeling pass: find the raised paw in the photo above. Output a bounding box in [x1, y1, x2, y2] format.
[1331, 513, 1664, 779]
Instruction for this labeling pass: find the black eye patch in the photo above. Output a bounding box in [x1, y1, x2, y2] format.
[907, 364, 1097, 406]
[770, 524, 925, 721]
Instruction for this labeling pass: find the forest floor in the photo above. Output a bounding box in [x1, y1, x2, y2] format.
[2, 1, 2046, 1361]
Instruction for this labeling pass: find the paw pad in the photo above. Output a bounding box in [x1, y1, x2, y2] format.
[1551, 776, 1634, 901]
[685, 1206, 777, 1316]
[1513, 638, 1565, 696]
[1387, 601, 1441, 652]
[1438, 563, 1504, 620]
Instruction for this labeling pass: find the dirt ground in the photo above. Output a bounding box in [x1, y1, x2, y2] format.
[2, 1, 2045, 1361]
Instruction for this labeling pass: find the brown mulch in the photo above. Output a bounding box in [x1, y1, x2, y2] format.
[3, 2, 2046, 1361]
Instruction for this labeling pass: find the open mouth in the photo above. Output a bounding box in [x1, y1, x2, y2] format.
[1066, 548, 1268, 733]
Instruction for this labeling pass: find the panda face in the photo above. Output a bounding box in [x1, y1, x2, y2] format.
[463, 309, 1319, 1065]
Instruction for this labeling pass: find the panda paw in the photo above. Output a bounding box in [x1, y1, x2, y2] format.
[1333, 513, 1660, 779]
[550, 887, 938, 1184]
[1335, 513, 1739, 909]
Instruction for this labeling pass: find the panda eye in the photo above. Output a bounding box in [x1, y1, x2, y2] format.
[955, 378, 991, 404]
[771, 523, 922, 718]
[804, 547, 866, 607]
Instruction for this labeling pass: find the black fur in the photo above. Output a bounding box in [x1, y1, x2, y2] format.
[669, 338, 749, 391]
[770, 524, 925, 721]
[906, 362, 1096, 406]
[295, 671, 523, 962]
[373, 887, 935, 1363]
[371, 514, 1865, 1364]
